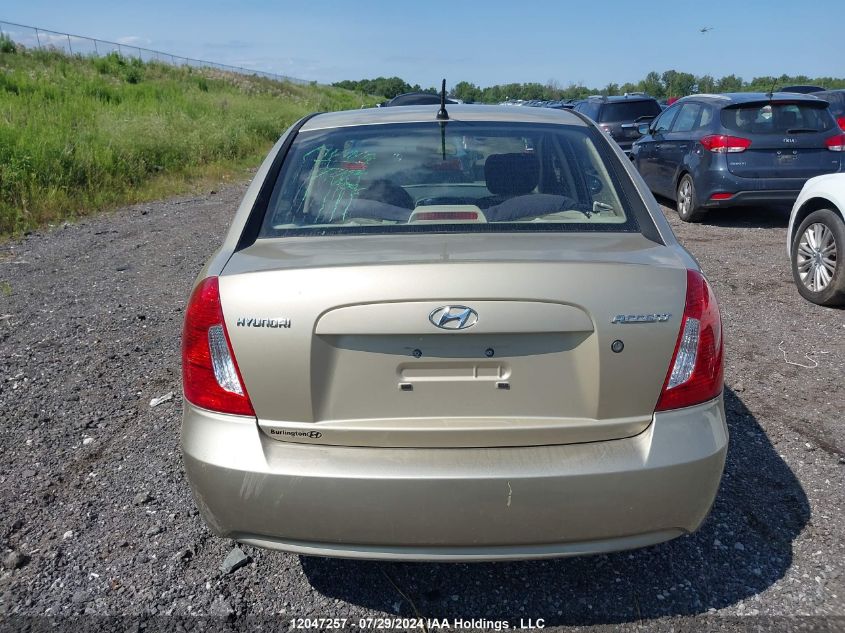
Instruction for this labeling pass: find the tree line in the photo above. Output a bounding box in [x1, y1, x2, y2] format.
[332, 77, 437, 100]
[334, 71, 845, 103]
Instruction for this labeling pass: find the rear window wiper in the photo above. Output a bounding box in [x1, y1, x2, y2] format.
[786, 128, 820, 133]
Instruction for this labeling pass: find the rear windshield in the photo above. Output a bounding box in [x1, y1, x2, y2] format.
[720, 102, 835, 134]
[258, 121, 640, 237]
[598, 101, 661, 123]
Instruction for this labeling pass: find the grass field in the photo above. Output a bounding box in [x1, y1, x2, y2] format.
[0, 41, 379, 235]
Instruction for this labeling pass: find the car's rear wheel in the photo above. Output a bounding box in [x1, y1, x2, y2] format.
[676, 174, 705, 223]
[791, 208, 845, 306]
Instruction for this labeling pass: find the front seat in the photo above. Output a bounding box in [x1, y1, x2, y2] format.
[780, 109, 799, 131]
[476, 153, 539, 209]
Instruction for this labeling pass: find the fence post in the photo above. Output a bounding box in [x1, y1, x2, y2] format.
[35, 28, 42, 48]
[67, 34, 72, 55]
[94, 38, 98, 55]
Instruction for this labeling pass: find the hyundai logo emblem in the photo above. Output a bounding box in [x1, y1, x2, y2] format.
[429, 305, 478, 330]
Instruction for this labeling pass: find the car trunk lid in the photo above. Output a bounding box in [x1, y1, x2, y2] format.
[220, 233, 689, 448]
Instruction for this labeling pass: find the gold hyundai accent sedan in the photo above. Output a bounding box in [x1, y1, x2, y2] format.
[181, 103, 727, 561]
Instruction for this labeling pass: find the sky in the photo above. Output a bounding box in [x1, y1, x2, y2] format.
[3, 0, 842, 89]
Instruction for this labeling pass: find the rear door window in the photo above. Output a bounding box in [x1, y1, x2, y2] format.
[699, 105, 714, 129]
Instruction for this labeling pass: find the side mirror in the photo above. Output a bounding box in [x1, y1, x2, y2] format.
[638, 123, 651, 136]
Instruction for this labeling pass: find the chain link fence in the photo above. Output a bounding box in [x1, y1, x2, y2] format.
[0, 20, 310, 85]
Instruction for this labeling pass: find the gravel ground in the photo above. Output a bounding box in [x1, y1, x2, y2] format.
[0, 185, 843, 633]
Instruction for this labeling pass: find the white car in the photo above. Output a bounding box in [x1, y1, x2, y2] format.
[787, 174, 845, 306]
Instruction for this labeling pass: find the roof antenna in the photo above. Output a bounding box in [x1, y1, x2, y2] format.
[436, 79, 449, 120]
[766, 77, 777, 100]
[436, 78, 449, 159]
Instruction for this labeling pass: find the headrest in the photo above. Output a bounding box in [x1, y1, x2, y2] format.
[484, 153, 539, 197]
[780, 110, 798, 128]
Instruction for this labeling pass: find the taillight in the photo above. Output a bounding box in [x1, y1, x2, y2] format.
[656, 270, 724, 412]
[700, 134, 751, 153]
[182, 277, 254, 416]
[709, 192, 734, 201]
[836, 116, 845, 131]
[826, 133, 845, 152]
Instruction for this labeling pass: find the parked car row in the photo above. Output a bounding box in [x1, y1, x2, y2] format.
[553, 88, 845, 307]
[622, 92, 845, 306]
[379, 92, 459, 107]
[499, 98, 575, 109]
[631, 92, 844, 221]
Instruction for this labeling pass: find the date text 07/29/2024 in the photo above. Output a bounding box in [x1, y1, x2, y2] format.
[288, 617, 547, 630]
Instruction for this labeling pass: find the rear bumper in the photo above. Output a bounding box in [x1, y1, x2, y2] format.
[181, 397, 728, 561]
[701, 189, 802, 208]
[696, 166, 843, 208]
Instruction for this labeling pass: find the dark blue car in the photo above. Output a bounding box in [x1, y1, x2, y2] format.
[631, 93, 845, 221]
